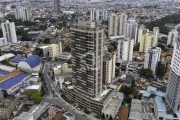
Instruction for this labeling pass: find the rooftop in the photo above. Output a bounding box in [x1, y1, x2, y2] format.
[0, 53, 15, 62]
[103, 92, 124, 113]
[118, 106, 129, 120]
[11, 56, 26, 63]
[25, 84, 41, 90]
[0, 70, 29, 90]
[22, 55, 41, 68]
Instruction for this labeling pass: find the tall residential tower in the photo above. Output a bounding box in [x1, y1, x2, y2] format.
[54, 0, 61, 13]
[70, 21, 103, 98]
[166, 38, 180, 112]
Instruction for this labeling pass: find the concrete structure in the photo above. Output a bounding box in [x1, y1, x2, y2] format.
[0, 38, 8, 46]
[166, 38, 180, 113]
[108, 13, 127, 36]
[17, 55, 41, 73]
[117, 13, 127, 36]
[108, 13, 118, 36]
[25, 84, 41, 92]
[124, 18, 138, 43]
[0, 53, 15, 62]
[117, 37, 134, 61]
[144, 47, 161, 74]
[37, 46, 49, 57]
[137, 24, 148, 43]
[139, 30, 156, 53]
[126, 61, 139, 72]
[54, 0, 60, 13]
[102, 92, 124, 119]
[14, 112, 34, 120]
[103, 52, 116, 84]
[167, 29, 178, 46]
[0, 97, 18, 120]
[70, 21, 103, 98]
[62, 63, 72, 73]
[55, 76, 64, 89]
[58, 52, 72, 60]
[49, 42, 62, 58]
[90, 9, 108, 21]
[13, 5, 30, 21]
[1, 20, 17, 43]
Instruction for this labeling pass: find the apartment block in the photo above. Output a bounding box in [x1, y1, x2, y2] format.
[117, 37, 134, 61]
[103, 52, 116, 84]
[1, 20, 17, 43]
[139, 30, 156, 53]
[108, 12, 127, 36]
[166, 38, 180, 112]
[90, 9, 108, 21]
[124, 18, 138, 43]
[167, 29, 178, 46]
[13, 5, 30, 21]
[70, 21, 103, 98]
[144, 47, 161, 74]
[49, 41, 62, 58]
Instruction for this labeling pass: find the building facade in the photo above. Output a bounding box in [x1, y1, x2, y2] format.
[117, 13, 127, 36]
[153, 27, 159, 45]
[13, 5, 30, 21]
[0, 38, 8, 46]
[0, 98, 18, 120]
[90, 9, 108, 21]
[1, 20, 17, 43]
[54, 0, 61, 13]
[49, 42, 62, 58]
[167, 29, 178, 47]
[103, 52, 116, 84]
[139, 30, 156, 53]
[117, 37, 134, 61]
[70, 21, 103, 98]
[124, 18, 138, 43]
[144, 47, 161, 74]
[166, 39, 180, 112]
[108, 12, 127, 36]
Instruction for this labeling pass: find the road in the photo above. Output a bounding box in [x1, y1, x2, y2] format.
[43, 98, 91, 120]
[42, 64, 92, 120]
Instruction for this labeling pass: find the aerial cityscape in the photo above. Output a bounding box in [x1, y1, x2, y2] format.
[0, 0, 180, 120]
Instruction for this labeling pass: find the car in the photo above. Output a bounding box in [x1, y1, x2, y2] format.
[51, 104, 55, 106]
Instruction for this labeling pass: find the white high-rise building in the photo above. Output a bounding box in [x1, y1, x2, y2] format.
[153, 27, 159, 45]
[124, 18, 138, 43]
[167, 29, 178, 46]
[1, 20, 17, 43]
[117, 37, 134, 61]
[166, 38, 180, 112]
[108, 12, 127, 36]
[13, 5, 30, 21]
[144, 47, 161, 74]
[90, 9, 108, 21]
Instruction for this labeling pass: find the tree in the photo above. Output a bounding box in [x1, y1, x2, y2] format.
[44, 38, 50, 44]
[0, 49, 2, 56]
[157, 44, 167, 52]
[109, 115, 113, 120]
[101, 113, 105, 119]
[64, 46, 71, 52]
[23, 89, 37, 100]
[138, 68, 153, 78]
[66, 59, 72, 64]
[131, 79, 135, 88]
[133, 43, 140, 51]
[119, 86, 134, 96]
[31, 92, 42, 103]
[55, 57, 58, 61]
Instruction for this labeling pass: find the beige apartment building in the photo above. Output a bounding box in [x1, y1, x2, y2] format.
[108, 12, 127, 36]
[139, 29, 156, 53]
[103, 52, 116, 84]
[49, 41, 62, 58]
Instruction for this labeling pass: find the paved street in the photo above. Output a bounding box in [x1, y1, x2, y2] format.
[42, 64, 93, 120]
